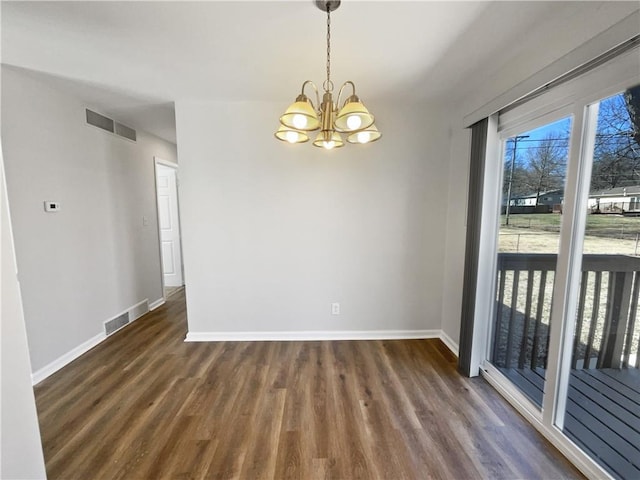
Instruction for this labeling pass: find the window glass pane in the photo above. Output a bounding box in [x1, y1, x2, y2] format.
[491, 116, 572, 409]
[561, 85, 640, 480]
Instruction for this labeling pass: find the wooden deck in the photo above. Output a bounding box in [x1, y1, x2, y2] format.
[500, 366, 640, 480]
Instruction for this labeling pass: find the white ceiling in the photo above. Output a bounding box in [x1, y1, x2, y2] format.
[2, 1, 638, 143]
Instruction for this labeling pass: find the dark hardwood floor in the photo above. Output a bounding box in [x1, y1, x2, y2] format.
[34, 290, 583, 479]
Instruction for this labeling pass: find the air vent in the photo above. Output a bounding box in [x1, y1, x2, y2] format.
[104, 312, 130, 336]
[86, 109, 114, 133]
[85, 109, 137, 142]
[115, 122, 137, 142]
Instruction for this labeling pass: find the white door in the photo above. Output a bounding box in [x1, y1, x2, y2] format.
[155, 163, 183, 287]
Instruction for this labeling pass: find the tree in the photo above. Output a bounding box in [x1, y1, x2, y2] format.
[502, 140, 530, 198]
[590, 84, 640, 191]
[591, 150, 635, 189]
[624, 85, 640, 146]
[523, 133, 567, 204]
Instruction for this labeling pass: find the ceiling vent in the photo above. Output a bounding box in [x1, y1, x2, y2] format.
[86, 109, 136, 142]
[115, 122, 137, 142]
[86, 109, 114, 133]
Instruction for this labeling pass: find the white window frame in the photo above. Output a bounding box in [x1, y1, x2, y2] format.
[474, 46, 640, 480]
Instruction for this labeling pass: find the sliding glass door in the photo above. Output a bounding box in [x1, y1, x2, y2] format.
[557, 87, 640, 480]
[491, 117, 571, 408]
[478, 46, 639, 479]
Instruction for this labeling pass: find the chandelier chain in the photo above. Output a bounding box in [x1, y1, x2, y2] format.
[325, 3, 332, 91]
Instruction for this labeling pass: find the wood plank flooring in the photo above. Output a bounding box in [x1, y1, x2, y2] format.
[34, 290, 583, 479]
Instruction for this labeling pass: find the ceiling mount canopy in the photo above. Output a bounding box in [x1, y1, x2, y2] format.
[314, 0, 341, 12]
[275, 0, 381, 150]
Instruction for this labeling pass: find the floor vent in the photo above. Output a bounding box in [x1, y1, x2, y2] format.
[104, 312, 130, 336]
[86, 109, 137, 142]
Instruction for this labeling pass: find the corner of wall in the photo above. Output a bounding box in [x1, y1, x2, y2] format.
[1, 142, 47, 479]
[439, 108, 473, 347]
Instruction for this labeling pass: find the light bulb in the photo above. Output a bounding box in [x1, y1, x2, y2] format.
[323, 140, 335, 150]
[285, 131, 298, 143]
[292, 114, 307, 129]
[346, 115, 362, 130]
[357, 131, 371, 144]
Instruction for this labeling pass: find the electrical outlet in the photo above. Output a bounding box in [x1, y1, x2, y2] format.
[331, 303, 340, 315]
[44, 201, 61, 212]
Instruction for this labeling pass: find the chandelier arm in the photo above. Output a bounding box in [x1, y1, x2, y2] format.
[336, 81, 356, 109]
[301, 80, 321, 110]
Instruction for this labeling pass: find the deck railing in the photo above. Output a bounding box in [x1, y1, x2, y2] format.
[493, 253, 640, 370]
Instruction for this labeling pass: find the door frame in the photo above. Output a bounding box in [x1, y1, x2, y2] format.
[153, 156, 183, 300]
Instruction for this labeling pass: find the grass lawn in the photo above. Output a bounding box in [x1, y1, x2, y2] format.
[499, 213, 640, 255]
[501, 213, 640, 239]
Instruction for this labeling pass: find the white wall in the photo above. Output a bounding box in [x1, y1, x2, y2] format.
[1, 144, 47, 479]
[440, 120, 471, 351]
[176, 100, 450, 337]
[1, 66, 178, 373]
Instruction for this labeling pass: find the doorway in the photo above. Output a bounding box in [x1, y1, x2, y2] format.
[154, 158, 184, 299]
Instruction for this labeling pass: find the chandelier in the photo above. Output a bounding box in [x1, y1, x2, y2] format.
[275, 0, 381, 149]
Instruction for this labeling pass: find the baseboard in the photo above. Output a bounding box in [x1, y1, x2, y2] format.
[32, 298, 150, 385]
[33, 323, 459, 385]
[130, 299, 150, 321]
[439, 331, 459, 358]
[185, 329, 441, 342]
[185, 329, 461, 358]
[31, 332, 105, 385]
[149, 298, 165, 311]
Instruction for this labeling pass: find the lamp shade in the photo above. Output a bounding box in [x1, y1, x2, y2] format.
[279, 94, 321, 131]
[274, 125, 309, 143]
[346, 124, 381, 144]
[313, 130, 344, 149]
[334, 95, 375, 132]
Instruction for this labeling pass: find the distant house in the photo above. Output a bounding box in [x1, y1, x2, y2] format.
[504, 189, 564, 213]
[588, 185, 640, 213]
[508, 189, 564, 207]
[508, 193, 538, 207]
